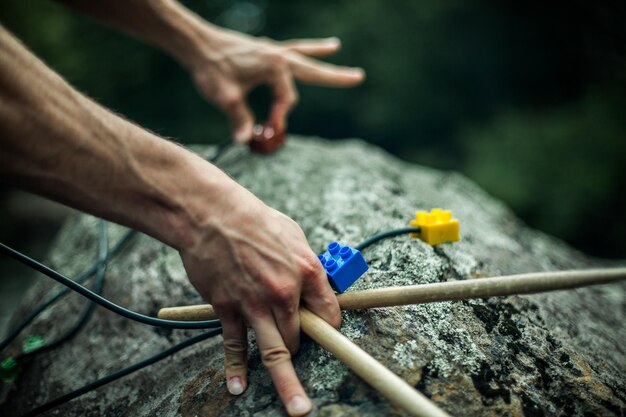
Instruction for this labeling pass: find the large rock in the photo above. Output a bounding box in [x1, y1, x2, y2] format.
[1, 137, 624, 416]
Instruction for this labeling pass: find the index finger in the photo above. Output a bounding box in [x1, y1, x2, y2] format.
[288, 54, 365, 87]
[281, 37, 341, 57]
[247, 314, 313, 416]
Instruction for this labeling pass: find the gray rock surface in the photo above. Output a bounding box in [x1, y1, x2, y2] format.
[1, 137, 624, 416]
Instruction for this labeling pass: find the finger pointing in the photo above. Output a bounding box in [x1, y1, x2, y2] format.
[219, 313, 249, 395]
[282, 37, 341, 57]
[289, 54, 365, 87]
[248, 314, 312, 416]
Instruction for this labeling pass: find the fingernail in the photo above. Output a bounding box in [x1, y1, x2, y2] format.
[234, 128, 250, 143]
[326, 37, 340, 45]
[350, 67, 365, 77]
[227, 376, 244, 395]
[287, 395, 312, 416]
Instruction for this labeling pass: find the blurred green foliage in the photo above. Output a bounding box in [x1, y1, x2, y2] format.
[462, 87, 626, 254]
[1, 0, 625, 257]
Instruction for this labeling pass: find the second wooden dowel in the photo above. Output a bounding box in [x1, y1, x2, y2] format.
[299, 308, 450, 417]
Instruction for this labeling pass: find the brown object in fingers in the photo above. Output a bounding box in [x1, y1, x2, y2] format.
[249, 123, 286, 154]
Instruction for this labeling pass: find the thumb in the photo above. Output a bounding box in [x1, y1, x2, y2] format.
[225, 96, 255, 143]
[269, 70, 298, 134]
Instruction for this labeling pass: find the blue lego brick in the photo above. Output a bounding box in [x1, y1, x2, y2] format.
[318, 242, 369, 293]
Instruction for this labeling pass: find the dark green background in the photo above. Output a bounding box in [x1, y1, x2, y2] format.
[1, 0, 625, 258]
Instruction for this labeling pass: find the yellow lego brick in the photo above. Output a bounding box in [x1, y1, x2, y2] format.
[409, 208, 460, 246]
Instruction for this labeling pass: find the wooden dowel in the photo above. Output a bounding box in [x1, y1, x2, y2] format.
[158, 268, 626, 321]
[158, 304, 216, 321]
[337, 267, 626, 310]
[299, 308, 450, 417]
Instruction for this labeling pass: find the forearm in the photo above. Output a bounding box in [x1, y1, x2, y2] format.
[0, 25, 235, 250]
[58, 0, 220, 68]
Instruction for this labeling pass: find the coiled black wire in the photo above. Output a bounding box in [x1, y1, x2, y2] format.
[0, 242, 221, 330]
[0, 228, 136, 352]
[16, 221, 108, 360]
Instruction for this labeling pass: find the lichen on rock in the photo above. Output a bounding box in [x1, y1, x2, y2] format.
[1, 136, 624, 416]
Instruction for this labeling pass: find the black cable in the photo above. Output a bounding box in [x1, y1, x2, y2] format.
[355, 227, 421, 252]
[17, 221, 109, 360]
[208, 140, 233, 163]
[8, 138, 231, 336]
[4, 137, 239, 349]
[0, 243, 221, 329]
[21, 328, 222, 417]
[0, 229, 136, 353]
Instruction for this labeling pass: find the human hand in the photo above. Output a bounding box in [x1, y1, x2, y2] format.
[186, 28, 365, 142]
[179, 183, 340, 416]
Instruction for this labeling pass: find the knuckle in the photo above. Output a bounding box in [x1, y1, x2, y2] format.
[321, 294, 339, 311]
[273, 51, 289, 67]
[223, 339, 248, 372]
[225, 360, 247, 375]
[327, 302, 342, 328]
[329, 309, 342, 329]
[271, 284, 297, 307]
[261, 345, 292, 368]
[282, 214, 302, 231]
[223, 338, 248, 355]
[218, 90, 243, 110]
[265, 50, 288, 72]
[322, 292, 339, 307]
[212, 297, 235, 314]
[279, 302, 298, 319]
[300, 253, 324, 280]
[223, 340, 248, 372]
[244, 300, 267, 320]
[224, 350, 247, 373]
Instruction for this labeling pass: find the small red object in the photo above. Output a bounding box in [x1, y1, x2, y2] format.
[248, 123, 286, 154]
